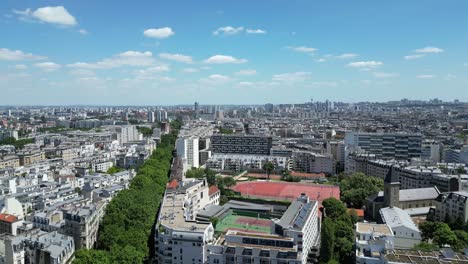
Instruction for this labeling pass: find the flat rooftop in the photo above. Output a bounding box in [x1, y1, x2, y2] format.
[356, 222, 393, 236]
[158, 184, 210, 232]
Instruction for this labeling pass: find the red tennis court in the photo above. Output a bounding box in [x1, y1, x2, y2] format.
[235, 217, 271, 227]
[231, 181, 340, 202]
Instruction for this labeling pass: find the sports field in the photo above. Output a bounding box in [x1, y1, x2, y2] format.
[215, 211, 272, 234]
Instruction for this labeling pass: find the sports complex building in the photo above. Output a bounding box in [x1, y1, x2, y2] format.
[155, 178, 322, 264]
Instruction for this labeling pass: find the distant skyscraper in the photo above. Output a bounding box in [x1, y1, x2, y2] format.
[194, 102, 199, 112]
[147, 111, 155, 123]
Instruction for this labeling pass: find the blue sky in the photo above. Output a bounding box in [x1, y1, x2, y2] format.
[1, 0, 467, 105]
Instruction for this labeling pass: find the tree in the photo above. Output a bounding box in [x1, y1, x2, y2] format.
[322, 198, 347, 219]
[185, 168, 205, 178]
[210, 217, 219, 228]
[205, 168, 217, 186]
[433, 223, 457, 247]
[419, 221, 439, 241]
[136, 126, 153, 137]
[335, 237, 354, 263]
[107, 166, 123, 174]
[263, 161, 275, 180]
[74, 187, 82, 195]
[218, 176, 236, 189]
[349, 209, 359, 225]
[73, 250, 110, 264]
[456, 166, 467, 174]
[340, 173, 384, 208]
[218, 127, 233, 134]
[319, 218, 335, 263]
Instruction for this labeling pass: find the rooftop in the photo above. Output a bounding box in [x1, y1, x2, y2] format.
[356, 222, 393, 236]
[0, 213, 18, 223]
[380, 207, 419, 232]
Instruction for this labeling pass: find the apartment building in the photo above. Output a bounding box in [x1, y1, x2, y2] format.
[430, 191, 468, 223]
[345, 132, 422, 160]
[210, 135, 272, 155]
[61, 202, 106, 249]
[17, 150, 46, 166]
[114, 125, 141, 144]
[355, 223, 394, 264]
[292, 151, 334, 175]
[176, 136, 200, 168]
[155, 179, 216, 264]
[206, 154, 290, 172]
[0, 155, 20, 169]
[0, 230, 75, 264]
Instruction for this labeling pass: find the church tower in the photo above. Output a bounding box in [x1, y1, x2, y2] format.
[383, 166, 400, 208]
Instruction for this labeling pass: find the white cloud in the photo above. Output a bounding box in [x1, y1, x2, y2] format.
[404, 54, 426, 60]
[348, 61, 383, 69]
[0, 48, 46, 61]
[213, 26, 244, 35]
[235, 69, 256, 76]
[78, 29, 88, 35]
[34, 62, 61, 72]
[416, 74, 435, 79]
[134, 65, 171, 80]
[67, 51, 155, 69]
[309, 82, 338, 88]
[13, 64, 28, 70]
[272, 72, 311, 82]
[159, 53, 193, 64]
[199, 74, 231, 85]
[143, 27, 174, 39]
[69, 69, 95, 76]
[415, 46, 444, 54]
[14, 6, 77, 26]
[289, 46, 317, 53]
[373, 72, 399, 78]
[315, 58, 326, 63]
[238, 81, 254, 86]
[183, 68, 199, 73]
[444, 74, 456, 80]
[246, 28, 266, 34]
[204, 55, 247, 64]
[335, 53, 358, 59]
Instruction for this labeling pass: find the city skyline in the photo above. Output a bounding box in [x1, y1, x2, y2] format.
[1, 0, 468, 105]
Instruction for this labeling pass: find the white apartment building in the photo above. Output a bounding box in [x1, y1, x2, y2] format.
[431, 191, 468, 223]
[155, 179, 217, 264]
[176, 137, 200, 169]
[114, 125, 142, 144]
[355, 223, 394, 264]
[205, 153, 291, 172]
[148, 111, 156, 123]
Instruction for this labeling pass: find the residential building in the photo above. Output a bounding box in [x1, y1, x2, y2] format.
[155, 179, 216, 264]
[292, 151, 334, 174]
[210, 135, 272, 155]
[61, 202, 105, 249]
[430, 191, 468, 223]
[345, 132, 422, 160]
[355, 222, 394, 264]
